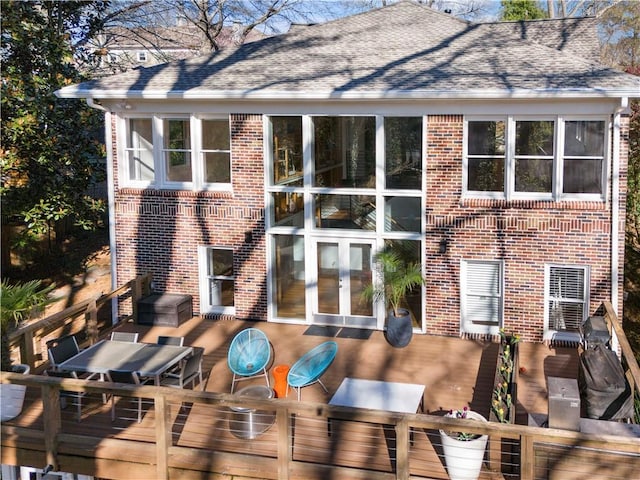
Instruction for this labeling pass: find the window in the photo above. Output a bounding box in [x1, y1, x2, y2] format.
[272, 235, 306, 318]
[545, 265, 589, 333]
[467, 121, 505, 193]
[137, 51, 147, 62]
[271, 116, 302, 186]
[120, 115, 231, 189]
[124, 118, 154, 182]
[199, 247, 235, 314]
[563, 121, 605, 194]
[465, 117, 607, 200]
[514, 120, 554, 193]
[313, 116, 376, 189]
[461, 260, 503, 334]
[163, 119, 191, 182]
[385, 117, 422, 189]
[201, 119, 231, 184]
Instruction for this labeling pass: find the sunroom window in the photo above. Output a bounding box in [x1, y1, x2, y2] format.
[385, 117, 422, 189]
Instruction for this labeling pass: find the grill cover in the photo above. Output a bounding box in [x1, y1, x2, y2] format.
[578, 344, 633, 420]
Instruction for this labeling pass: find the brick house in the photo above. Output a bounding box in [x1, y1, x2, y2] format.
[57, 1, 640, 343]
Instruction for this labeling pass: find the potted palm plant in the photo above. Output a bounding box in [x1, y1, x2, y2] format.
[362, 247, 425, 347]
[1, 279, 57, 421]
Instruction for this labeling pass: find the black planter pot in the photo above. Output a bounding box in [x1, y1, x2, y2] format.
[385, 308, 413, 348]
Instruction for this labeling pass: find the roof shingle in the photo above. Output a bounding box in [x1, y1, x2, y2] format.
[58, 1, 640, 100]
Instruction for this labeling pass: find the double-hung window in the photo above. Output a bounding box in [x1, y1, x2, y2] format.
[201, 118, 231, 185]
[460, 260, 503, 335]
[124, 118, 154, 182]
[120, 115, 231, 190]
[545, 265, 589, 336]
[199, 247, 235, 315]
[464, 116, 607, 201]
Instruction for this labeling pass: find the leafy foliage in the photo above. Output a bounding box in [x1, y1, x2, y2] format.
[363, 247, 425, 317]
[499, 0, 547, 20]
[0, 1, 107, 249]
[0, 279, 59, 370]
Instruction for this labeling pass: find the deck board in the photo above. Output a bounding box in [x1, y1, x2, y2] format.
[6, 317, 580, 479]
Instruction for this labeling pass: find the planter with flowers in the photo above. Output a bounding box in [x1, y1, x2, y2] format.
[439, 407, 488, 480]
[490, 329, 520, 425]
[488, 330, 521, 475]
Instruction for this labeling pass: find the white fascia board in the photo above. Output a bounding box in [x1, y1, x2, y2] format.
[55, 86, 640, 101]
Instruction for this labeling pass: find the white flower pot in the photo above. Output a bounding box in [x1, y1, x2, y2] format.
[1, 364, 30, 422]
[439, 411, 488, 480]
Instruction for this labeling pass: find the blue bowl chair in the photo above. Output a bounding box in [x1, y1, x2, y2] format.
[287, 341, 338, 400]
[227, 328, 271, 393]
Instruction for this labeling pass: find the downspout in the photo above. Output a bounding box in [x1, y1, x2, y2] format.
[610, 97, 628, 354]
[86, 99, 118, 325]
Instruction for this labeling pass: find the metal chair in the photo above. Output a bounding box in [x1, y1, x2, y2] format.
[110, 332, 139, 342]
[287, 341, 338, 401]
[160, 347, 204, 390]
[47, 335, 81, 369]
[107, 370, 148, 423]
[227, 328, 271, 393]
[156, 335, 185, 346]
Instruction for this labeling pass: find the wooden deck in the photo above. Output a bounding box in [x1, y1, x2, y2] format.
[4, 317, 585, 479]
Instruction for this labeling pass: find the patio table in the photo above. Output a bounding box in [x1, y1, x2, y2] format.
[57, 340, 193, 385]
[328, 377, 425, 443]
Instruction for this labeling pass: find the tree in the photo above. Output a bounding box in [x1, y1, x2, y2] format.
[500, 0, 547, 20]
[1, 1, 108, 255]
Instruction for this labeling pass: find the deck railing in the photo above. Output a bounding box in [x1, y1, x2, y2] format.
[1, 371, 639, 480]
[7, 274, 152, 371]
[2, 299, 639, 480]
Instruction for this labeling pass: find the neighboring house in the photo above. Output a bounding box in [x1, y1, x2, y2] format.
[57, 1, 640, 343]
[88, 22, 264, 75]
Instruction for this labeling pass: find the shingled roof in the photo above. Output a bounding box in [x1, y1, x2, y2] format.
[57, 0, 640, 100]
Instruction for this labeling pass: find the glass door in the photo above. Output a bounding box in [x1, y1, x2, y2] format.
[313, 238, 376, 328]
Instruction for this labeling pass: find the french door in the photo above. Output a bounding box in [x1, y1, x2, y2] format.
[312, 238, 377, 328]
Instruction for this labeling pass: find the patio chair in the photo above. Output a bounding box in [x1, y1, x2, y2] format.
[107, 370, 149, 423]
[110, 331, 139, 342]
[47, 335, 81, 370]
[227, 328, 271, 393]
[156, 335, 185, 346]
[287, 341, 338, 401]
[160, 347, 204, 390]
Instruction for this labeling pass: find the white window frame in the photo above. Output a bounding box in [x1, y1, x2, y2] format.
[122, 116, 155, 186]
[137, 51, 147, 62]
[460, 259, 504, 335]
[544, 264, 590, 341]
[195, 115, 232, 190]
[463, 115, 608, 202]
[198, 246, 235, 316]
[118, 114, 232, 191]
[462, 117, 507, 200]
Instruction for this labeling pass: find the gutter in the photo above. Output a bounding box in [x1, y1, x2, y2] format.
[56, 87, 640, 101]
[86, 99, 119, 325]
[611, 97, 629, 354]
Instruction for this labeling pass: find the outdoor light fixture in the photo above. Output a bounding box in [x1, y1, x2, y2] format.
[439, 238, 448, 254]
